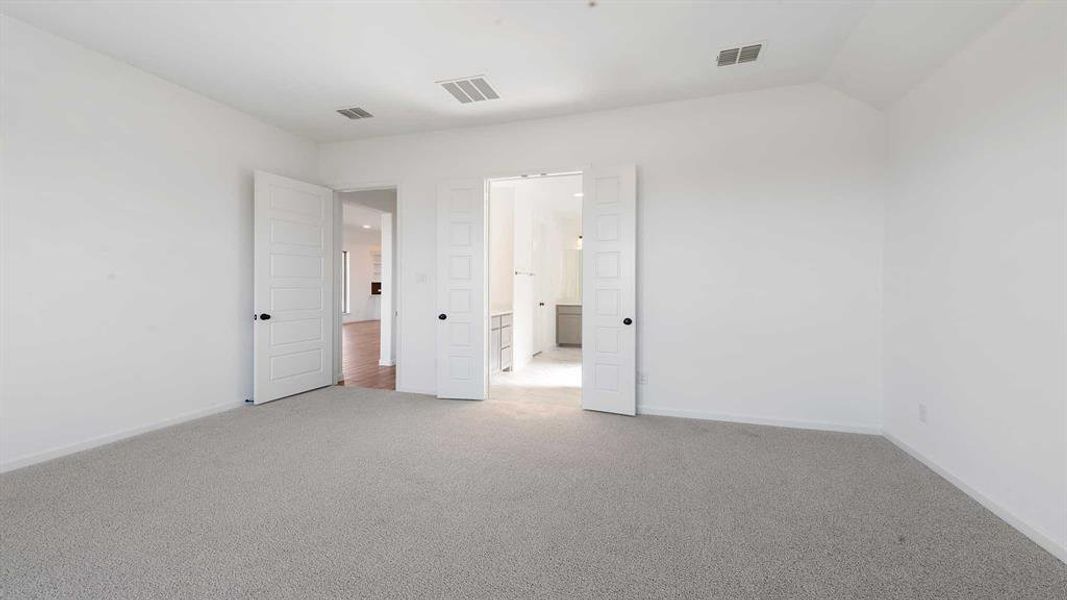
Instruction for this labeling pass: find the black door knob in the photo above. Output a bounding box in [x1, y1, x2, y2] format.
[259, 313, 272, 321]
[438, 313, 447, 320]
[623, 317, 633, 325]
[539, 302, 545, 307]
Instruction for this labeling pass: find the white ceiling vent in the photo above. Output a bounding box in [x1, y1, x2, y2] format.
[718, 43, 762, 66]
[439, 76, 500, 104]
[337, 106, 373, 120]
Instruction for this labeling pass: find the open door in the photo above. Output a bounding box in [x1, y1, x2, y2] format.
[436, 179, 487, 400]
[581, 165, 637, 415]
[253, 171, 335, 404]
[533, 220, 550, 355]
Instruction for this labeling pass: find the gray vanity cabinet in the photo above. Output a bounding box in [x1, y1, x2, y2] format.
[556, 304, 582, 346]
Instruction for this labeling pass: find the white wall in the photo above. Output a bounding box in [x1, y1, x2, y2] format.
[0, 17, 318, 470]
[511, 176, 582, 357]
[489, 176, 582, 361]
[511, 182, 535, 371]
[3, 2, 1060, 563]
[379, 211, 396, 365]
[528, 176, 582, 354]
[319, 83, 887, 431]
[538, 209, 582, 352]
[342, 226, 381, 323]
[488, 184, 515, 313]
[883, 1, 1066, 560]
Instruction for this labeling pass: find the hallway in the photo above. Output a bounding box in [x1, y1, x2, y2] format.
[342, 320, 395, 390]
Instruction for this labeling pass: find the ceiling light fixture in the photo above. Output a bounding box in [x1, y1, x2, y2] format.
[573, 193, 584, 197]
[362, 225, 371, 229]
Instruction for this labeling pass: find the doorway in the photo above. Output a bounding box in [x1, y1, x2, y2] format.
[435, 164, 635, 414]
[487, 173, 583, 406]
[338, 188, 397, 390]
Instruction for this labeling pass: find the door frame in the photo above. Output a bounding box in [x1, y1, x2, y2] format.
[329, 180, 406, 390]
[483, 164, 596, 401]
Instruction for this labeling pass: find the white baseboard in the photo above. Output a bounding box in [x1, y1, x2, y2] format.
[884, 432, 1065, 563]
[378, 360, 395, 367]
[637, 404, 881, 435]
[0, 400, 242, 473]
[5, 393, 1060, 564]
[395, 385, 435, 396]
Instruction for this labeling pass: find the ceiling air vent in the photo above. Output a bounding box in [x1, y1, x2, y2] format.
[717, 47, 740, 67]
[439, 76, 500, 104]
[718, 43, 762, 66]
[337, 106, 373, 120]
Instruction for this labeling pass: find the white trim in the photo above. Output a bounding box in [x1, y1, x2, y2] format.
[378, 360, 395, 367]
[5, 390, 1062, 564]
[884, 432, 1066, 563]
[637, 404, 881, 435]
[639, 406, 1067, 563]
[483, 164, 592, 183]
[0, 400, 242, 473]
[332, 196, 344, 383]
[331, 181, 404, 390]
[396, 385, 435, 396]
[481, 165, 591, 404]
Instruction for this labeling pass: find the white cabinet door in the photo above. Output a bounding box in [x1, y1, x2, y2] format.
[581, 165, 637, 415]
[253, 171, 335, 404]
[436, 180, 487, 400]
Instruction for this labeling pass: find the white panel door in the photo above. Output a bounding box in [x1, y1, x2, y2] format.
[436, 180, 487, 400]
[581, 165, 637, 415]
[533, 220, 550, 355]
[253, 171, 335, 404]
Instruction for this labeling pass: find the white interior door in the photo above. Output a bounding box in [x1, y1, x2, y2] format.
[581, 165, 637, 415]
[253, 171, 335, 404]
[436, 179, 487, 400]
[511, 191, 534, 371]
[533, 220, 550, 355]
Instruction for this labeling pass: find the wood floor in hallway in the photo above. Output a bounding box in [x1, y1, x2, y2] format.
[342, 320, 395, 390]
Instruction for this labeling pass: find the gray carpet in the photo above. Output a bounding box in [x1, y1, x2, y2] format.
[2, 386, 1064, 599]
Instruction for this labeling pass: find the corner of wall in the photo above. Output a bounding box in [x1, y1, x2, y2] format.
[884, 431, 1067, 563]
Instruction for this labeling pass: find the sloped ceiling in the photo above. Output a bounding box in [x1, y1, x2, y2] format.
[822, 1, 1019, 108]
[1, 1, 1019, 141]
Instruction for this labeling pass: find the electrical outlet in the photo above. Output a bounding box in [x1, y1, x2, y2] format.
[638, 372, 648, 385]
[918, 403, 927, 424]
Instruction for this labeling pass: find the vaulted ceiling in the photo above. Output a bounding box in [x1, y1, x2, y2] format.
[1, 1, 1018, 142]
